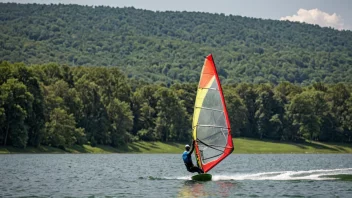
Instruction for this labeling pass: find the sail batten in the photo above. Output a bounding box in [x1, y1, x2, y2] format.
[196, 125, 229, 128]
[194, 107, 224, 112]
[198, 88, 220, 91]
[192, 54, 234, 173]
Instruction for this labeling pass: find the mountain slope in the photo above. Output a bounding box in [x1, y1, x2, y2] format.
[1, 3, 352, 84]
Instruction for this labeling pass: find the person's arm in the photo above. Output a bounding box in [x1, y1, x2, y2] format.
[188, 140, 195, 155]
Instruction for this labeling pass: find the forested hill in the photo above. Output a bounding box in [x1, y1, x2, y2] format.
[1, 3, 352, 84]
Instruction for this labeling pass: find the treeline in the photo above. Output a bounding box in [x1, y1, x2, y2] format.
[1, 3, 352, 84]
[1, 62, 352, 149]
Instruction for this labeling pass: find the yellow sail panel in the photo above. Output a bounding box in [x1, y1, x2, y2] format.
[192, 77, 215, 139]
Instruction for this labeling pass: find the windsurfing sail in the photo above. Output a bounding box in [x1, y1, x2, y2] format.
[192, 54, 234, 173]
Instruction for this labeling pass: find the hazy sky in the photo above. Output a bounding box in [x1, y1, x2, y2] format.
[2, 0, 352, 30]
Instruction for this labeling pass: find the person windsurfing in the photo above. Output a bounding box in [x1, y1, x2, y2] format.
[182, 140, 204, 174]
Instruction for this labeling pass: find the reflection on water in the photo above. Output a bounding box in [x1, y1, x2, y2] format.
[217, 181, 235, 197]
[178, 181, 208, 197]
[178, 180, 236, 197]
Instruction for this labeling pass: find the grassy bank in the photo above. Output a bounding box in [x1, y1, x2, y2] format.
[1, 138, 352, 154]
[233, 138, 352, 154]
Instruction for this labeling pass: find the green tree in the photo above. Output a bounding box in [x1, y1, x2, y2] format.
[235, 83, 258, 137]
[13, 65, 46, 147]
[132, 85, 159, 140]
[155, 87, 189, 141]
[44, 108, 84, 148]
[288, 91, 328, 141]
[107, 99, 134, 147]
[0, 78, 33, 147]
[343, 97, 352, 141]
[75, 78, 109, 145]
[223, 86, 248, 137]
[326, 83, 351, 141]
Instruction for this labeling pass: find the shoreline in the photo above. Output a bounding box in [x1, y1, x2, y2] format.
[1, 138, 352, 154]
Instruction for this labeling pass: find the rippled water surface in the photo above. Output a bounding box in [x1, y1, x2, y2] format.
[1, 154, 352, 197]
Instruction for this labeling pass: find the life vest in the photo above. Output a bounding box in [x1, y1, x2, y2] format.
[182, 151, 192, 165]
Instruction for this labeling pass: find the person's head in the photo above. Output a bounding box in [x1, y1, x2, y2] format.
[185, 144, 190, 151]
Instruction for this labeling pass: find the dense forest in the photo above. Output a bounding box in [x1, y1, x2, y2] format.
[1, 3, 352, 148]
[1, 62, 352, 148]
[1, 3, 352, 85]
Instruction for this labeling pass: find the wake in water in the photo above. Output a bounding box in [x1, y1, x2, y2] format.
[212, 168, 352, 181]
[163, 168, 352, 181]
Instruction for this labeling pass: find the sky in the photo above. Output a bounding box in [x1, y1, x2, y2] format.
[2, 0, 352, 30]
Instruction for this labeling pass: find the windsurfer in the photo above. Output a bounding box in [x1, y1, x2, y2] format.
[182, 140, 204, 174]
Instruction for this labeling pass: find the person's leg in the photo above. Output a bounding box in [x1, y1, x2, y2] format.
[188, 166, 197, 173]
[190, 166, 204, 174]
[195, 167, 204, 174]
[186, 166, 194, 173]
[198, 167, 204, 174]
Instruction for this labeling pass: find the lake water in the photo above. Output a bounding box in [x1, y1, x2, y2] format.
[1, 154, 352, 197]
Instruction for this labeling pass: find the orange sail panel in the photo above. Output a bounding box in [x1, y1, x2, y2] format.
[192, 54, 234, 173]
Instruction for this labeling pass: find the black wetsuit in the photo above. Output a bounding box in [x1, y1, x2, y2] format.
[182, 143, 204, 174]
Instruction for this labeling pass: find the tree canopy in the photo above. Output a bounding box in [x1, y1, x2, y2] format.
[1, 62, 352, 149]
[1, 3, 352, 84]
